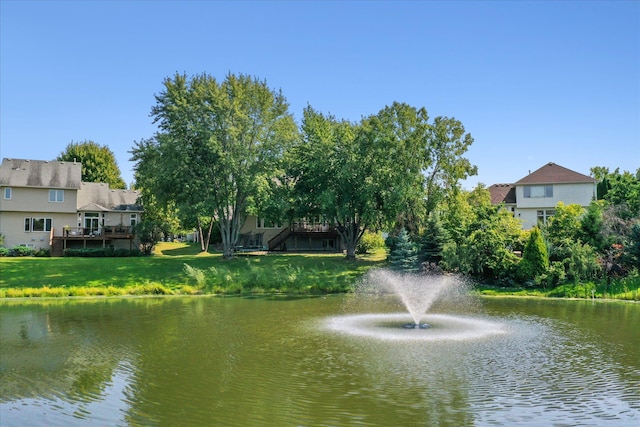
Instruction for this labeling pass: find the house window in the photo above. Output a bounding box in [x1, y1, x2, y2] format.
[24, 217, 52, 232]
[524, 185, 553, 198]
[130, 214, 138, 227]
[256, 218, 279, 229]
[3, 188, 11, 200]
[49, 189, 64, 202]
[537, 210, 555, 225]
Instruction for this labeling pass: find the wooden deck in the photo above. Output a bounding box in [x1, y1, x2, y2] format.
[50, 227, 135, 256]
[267, 223, 341, 252]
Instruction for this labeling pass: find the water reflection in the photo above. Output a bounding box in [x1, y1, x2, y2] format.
[0, 297, 638, 426]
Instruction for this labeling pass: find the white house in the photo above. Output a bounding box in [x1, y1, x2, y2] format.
[489, 162, 597, 229]
[0, 158, 142, 255]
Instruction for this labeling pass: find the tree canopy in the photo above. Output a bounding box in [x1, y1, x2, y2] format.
[57, 140, 126, 188]
[289, 103, 427, 259]
[131, 72, 297, 258]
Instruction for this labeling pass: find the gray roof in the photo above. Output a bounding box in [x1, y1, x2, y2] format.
[77, 182, 142, 212]
[0, 158, 82, 189]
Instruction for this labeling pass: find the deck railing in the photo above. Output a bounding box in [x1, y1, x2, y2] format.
[289, 222, 334, 232]
[57, 226, 134, 238]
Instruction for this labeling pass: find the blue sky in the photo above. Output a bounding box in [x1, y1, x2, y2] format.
[1, 1, 638, 189]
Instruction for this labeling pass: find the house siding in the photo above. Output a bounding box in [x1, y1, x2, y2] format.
[238, 216, 283, 248]
[0, 211, 76, 250]
[515, 182, 595, 209]
[0, 187, 78, 213]
[491, 163, 597, 230]
[0, 158, 143, 254]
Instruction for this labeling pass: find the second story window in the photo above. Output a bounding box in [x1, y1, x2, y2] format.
[524, 185, 553, 198]
[49, 189, 64, 202]
[3, 187, 11, 200]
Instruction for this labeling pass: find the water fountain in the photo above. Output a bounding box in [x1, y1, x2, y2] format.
[325, 268, 506, 341]
[367, 268, 457, 327]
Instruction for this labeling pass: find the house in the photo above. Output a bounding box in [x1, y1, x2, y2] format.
[238, 216, 345, 252]
[0, 158, 142, 255]
[489, 162, 597, 229]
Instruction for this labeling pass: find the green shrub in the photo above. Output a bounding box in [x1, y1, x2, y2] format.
[0, 247, 9, 257]
[63, 248, 141, 257]
[356, 231, 386, 254]
[114, 248, 141, 257]
[64, 248, 110, 257]
[11, 245, 33, 256]
[534, 261, 566, 288]
[33, 248, 50, 257]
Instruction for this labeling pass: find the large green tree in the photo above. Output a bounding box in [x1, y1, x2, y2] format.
[57, 140, 126, 188]
[132, 72, 297, 258]
[423, 116, 477, 214]
[289, 103, 426, 259]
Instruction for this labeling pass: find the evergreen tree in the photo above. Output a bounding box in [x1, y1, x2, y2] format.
[518, 227, 549, 280]
[388, 228, 419, 271]
[418, 213, 449, 265]
[579, 201, 606, 252]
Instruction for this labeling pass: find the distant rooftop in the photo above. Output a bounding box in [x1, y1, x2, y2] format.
[78, 182, 142, 212]
[488, 184, 516, 205]
[0, 158, 82, 189]
[515, 162, 596, 185]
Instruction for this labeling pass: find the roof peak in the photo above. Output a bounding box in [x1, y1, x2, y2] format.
[515, 162, 595, 185]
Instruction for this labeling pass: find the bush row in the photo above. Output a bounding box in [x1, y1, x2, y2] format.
[0, 246, 50, 257]
[63, 248, 142, 257]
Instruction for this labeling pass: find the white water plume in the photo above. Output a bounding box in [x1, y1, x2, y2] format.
[356, 269, 467, 325]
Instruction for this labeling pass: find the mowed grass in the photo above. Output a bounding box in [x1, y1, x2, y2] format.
[0, 242, 387, 298]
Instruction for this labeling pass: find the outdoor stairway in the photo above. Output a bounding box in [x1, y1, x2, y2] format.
[50, 239, 64, 257]
[267, 227, 292, 251]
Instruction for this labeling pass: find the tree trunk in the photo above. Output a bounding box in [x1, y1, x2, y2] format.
[219, 218, 233, 259]
[218, 210, 246, 260]
[197, 216, 215, 253]
[336, 220, 365, 260]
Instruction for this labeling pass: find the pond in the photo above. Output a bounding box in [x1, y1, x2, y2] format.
[1, 295, 638, 426]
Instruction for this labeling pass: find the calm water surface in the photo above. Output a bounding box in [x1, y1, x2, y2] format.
[1, 296, 638, 426]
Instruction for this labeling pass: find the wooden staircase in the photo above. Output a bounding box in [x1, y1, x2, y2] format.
[267, 227, 292, 251]
[50, 239, 65, 257]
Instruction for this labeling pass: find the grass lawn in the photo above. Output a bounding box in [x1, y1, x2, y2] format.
[0, 242, 387, 298]
[2, 242, 637, 301]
